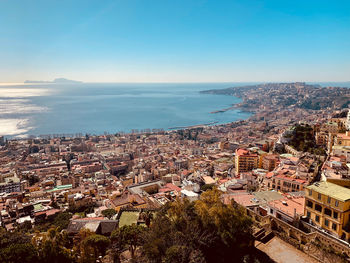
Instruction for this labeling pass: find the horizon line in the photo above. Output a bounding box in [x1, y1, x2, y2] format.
[1, 80, 350, 86]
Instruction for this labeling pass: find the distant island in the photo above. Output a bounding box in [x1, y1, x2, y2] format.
[24, 78, 82, 84]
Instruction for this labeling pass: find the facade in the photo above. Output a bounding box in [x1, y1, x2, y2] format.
[346, 110, 350, 131]
[267, 175, 306, 192]
[321, 122, 339, 134]
[262, 154, 279, 171]
[332, 145, 350, 162]
[235, 149, 258, 175]
[315, 131, 328, 146]
[334, 132, 350, 147]
[305, 181, 350, 241]
[0, 177, 21, 194]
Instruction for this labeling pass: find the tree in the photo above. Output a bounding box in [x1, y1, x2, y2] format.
[17, 220, 32, 233]
[80, 234, 110, 263]
[52, 212, 72, 231]
[102, 208, 117, 219]
[63, 153, 75, 171]
[0, 228, 38, 263]
[139, 188, 256, 263]
[139, 210, 154, 227]
[111, 225, 145, 259]
[32, 227, 73, 263]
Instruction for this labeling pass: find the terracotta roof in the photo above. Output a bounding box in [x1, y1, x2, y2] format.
[269, 196, 305, 218]
[223, 193, 257, 207]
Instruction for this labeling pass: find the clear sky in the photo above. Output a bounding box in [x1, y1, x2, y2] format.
[0, 0, 349, 83]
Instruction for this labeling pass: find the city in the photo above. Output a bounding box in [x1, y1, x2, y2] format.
[1, 82, 350, 262]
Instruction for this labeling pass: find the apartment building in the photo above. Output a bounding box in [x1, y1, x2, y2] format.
[235, 149, 258, 175]
[305, 181, 350, 241]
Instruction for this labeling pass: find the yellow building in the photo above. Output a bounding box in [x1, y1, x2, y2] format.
[334, 132, 350, 147]
[235, 149, 259, 175]
[305, 181, 350, 241]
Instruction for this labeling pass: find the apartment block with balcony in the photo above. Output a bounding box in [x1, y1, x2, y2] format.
[304, 181, 350, 241]
[235, 149, 259, 175]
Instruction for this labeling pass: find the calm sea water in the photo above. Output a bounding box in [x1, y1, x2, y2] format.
[0, 83, 253, 137]
[1, 82, 349, 137]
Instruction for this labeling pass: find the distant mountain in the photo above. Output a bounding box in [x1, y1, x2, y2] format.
[24, 78, 82, 84]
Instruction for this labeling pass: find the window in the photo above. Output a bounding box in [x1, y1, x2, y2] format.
[316, 215, 320, 222]
[307, 211, 311, 218]
[332, 223, 337, 231]
[325, 219, 329, 227]
[306, 200, 313, 208]
[335, 200, 339, 207]
[318, 193, 321, 200]
[333, 212, 338, 219]
[324, 208, 332, 217]
[315, 204, 322, 212]
[327, 197, 331, 204]
[309, 189, 312, 196]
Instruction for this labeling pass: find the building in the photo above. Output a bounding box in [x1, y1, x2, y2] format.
[0, 177, 21, 194]
[334, 132, 350, 147]
[235, 149, 258, 175]
[270, 175, 307, 193]
[305, 181, 350, 241]
[262, 154, 279, 171]
[320, 122, 339, 134]
[315, 131, 329, 146]
[332, 145, 350, 162]
[346, 110, 350, 131]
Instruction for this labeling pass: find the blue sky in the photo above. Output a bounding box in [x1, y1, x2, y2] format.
[0, 0, 349, 82]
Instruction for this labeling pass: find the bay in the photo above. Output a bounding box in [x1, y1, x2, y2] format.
[0, 83, 252, 137]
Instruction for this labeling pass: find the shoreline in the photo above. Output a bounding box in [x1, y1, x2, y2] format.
[1, 88, 253, 139]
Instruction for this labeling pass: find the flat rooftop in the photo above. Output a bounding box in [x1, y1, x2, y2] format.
[306, 181, 350, 202]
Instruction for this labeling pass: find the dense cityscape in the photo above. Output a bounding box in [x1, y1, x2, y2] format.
[1, 82, 350, 262]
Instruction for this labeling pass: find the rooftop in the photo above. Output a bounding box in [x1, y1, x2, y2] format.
[306, 181, 350, 202]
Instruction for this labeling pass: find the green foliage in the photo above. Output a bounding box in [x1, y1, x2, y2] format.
[200, 184, 214, 192]
[102, 208, 117, 219]
[17, 220, 33, 232]
[0, 228, 38, 263]
[111, 224, 145, 259]
[53, 212, 72, 230]
[34, 211, 72, 232]
[139, 210, 154, 227]
[79, 234, 110, 263]
[23, 173, 39, 186]
[138, 188, 255, 263]
[0, 243, 38, 263]
[68, 203, 94, 215]
[287, 124, 325, 155]
[32, 227, 73, 263]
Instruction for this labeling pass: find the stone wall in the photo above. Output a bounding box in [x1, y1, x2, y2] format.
[247, 207, 350, 262]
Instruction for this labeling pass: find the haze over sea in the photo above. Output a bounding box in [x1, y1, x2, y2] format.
[0, 83, 251, 137]
[1, 82, 349, 138]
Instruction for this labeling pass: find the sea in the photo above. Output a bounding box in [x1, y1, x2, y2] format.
[0, 83, 253, 138]
[0, 82, 349, 138]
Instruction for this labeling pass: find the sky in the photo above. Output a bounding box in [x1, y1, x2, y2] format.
[0, 0, 349, 83]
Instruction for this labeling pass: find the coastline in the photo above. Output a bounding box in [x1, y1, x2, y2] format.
[0, 83, 252, 139]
